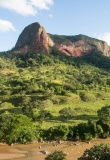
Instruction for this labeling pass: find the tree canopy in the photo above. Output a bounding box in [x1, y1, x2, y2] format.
[78, 143, 110, 160]
[45, 151, 66, 160]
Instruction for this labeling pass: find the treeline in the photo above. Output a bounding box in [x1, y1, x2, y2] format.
[77, 51, 110, 70]
[44, 105, 110, 141]
[1, 48, 110, 70]
[0, 105, 109, 144]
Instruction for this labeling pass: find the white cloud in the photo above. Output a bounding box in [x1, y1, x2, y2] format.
[31, 0, 53, 10]
[0, 0, 54, 16]
[97, 32, 110, 46]
[0, 19, 16, 32]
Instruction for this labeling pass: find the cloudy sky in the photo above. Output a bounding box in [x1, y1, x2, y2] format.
[0, 0, 110, 51]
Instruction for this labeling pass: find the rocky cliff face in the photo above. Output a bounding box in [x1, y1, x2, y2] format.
[14, 22, 110, 57]
[49, 34, 110, 57]
[14, 22, 54, 54]
[58, 40, 110, 57]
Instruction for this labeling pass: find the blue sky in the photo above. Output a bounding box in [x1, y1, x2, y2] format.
[0, 0, 110, 51]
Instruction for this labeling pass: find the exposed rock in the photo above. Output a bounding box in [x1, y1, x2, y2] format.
[14, 22, 54, 54]
[50, 35, 110, 57]
[13, 22, 110, 57]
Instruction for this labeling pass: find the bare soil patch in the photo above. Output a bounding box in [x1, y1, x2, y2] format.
[0, 138, 110, 160]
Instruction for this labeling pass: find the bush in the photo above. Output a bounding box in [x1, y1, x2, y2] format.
[0, 102, 14, 109]
[71, 121, 98, 141]
[59, 107, 76, 120]
[80, 92, 96, 101]
[96, 120, 110, 138]
[46, 125, 69, 140]
[45, 151, 66, 160]
[0, 112, 37, 144]
[78, 143, 110, 160]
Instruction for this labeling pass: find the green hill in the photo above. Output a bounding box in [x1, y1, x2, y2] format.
[0, 50, 110, 143]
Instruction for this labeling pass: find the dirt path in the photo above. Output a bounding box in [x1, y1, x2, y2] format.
[0, 138, 110, 160]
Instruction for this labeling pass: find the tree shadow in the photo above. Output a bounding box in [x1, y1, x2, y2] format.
[72, 114, 98, 121]
[47, 114, 99, 124]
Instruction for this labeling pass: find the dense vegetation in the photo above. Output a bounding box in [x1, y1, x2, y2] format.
[0, 49, 110, 144]
[78, 143, 110, 160]
[49, 34, 104, 44]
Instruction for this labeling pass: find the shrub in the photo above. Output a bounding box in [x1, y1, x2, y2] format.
[80, 92, 96, 101]
[45, 151, 66, 160]
[47, 125, 69, 140]
[78, 143, 110, 160]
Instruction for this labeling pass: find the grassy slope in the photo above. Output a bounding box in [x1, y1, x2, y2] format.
[0, 52, 110, 129]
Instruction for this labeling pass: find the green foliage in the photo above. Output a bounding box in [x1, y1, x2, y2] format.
[0, 112, 36, 144]
[0, 57, 16, 69]
[77, 51, 110, 70]
[70, 121, 97, 141]
[21, 96, 31, 105]
[49, 34, 102, 45]
[80, 92, 96, 102]
[1, 49, 110, 143]
[47, 125, 69, 140]
[96, 120, 110, 138]
[97, 105, 110, 120]
[45, 150, 66, 160]
[38, 100, 53, 109]
[97, 105, 110, 138]
[38, 110, 53, 123]
[78, 143, 110, 160]
[0, 102, 14, 109]
[22, 104, 34, 118]
[59, 107, 76, 120]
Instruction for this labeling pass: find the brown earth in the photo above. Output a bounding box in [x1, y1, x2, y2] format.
[0, 69, 15, 75]
[0, 138, 110, 160]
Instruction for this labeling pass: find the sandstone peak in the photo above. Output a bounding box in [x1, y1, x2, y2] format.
[14, 22, 54, 54]
[14, 22, 110, 57]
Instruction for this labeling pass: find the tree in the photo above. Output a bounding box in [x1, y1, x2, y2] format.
[0, 102, 14, 109]
[38, 110, 53, 123]
[97, 105, 110, 120]
[21, 96, 31, 105]
[45, 151, 66, 160]
[22, 103, 34, 118]
[48, 125, 69, 140]
[0, 112, 36, 144]
[59, 107, 76, 120]
[38, 100, 53, 109]
[97, 105, 110, 138]
[78, 143, 110, 160]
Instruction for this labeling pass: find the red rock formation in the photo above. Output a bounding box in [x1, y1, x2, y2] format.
[14, 22, 54, 54]
[14, 22, 110, 57]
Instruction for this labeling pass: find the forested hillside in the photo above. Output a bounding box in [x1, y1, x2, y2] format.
[0, 50, 110, 144]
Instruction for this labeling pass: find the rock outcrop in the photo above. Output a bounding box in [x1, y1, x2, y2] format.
[14, 22, 110, 57]
[14, 22, 54, 54]
[49, 34, 110, 57]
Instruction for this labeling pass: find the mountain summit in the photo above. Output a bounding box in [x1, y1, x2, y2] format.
[14, 22, 54, 54]
[14, 22, 110, 57]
